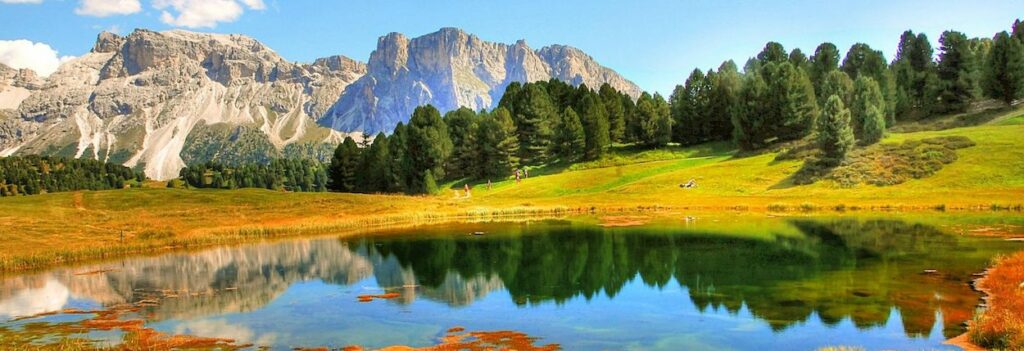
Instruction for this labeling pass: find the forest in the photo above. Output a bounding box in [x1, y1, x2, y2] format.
[0, 155, 144, 196]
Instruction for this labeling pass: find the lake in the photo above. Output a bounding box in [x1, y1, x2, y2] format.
[1, 215, 1022, 350]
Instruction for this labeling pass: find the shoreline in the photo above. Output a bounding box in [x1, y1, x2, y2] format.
[1, 188, 1024, 273]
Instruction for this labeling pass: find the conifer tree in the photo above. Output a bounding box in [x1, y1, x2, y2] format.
[816, 95, 855, 164]
[983, 31, 1024, 105]
[553, 107, 586, 162]
[475, 108, 520, 179]
[328, 136, 361, 192]
[406, 105, 453, 192]
[599, 83, 626, 142]
[580, 94, 610, 159]
[934, 30, 976, 113]
[851, 76, 886, 138]
[861, 105, 886, 145]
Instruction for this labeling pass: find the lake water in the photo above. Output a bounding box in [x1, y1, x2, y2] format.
[1, 215, 1022, 350]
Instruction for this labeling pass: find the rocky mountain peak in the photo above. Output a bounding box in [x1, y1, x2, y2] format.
[92, 31, 124, 54]
[322, 27, 642, 134]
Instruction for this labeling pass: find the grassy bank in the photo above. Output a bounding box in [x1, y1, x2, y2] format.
[1, 108, 1024, 272]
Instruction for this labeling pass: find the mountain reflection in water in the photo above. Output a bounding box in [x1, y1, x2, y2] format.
[1, 217, 1018, 350]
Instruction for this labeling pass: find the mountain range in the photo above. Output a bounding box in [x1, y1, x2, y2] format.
[0, 28, 640, 180]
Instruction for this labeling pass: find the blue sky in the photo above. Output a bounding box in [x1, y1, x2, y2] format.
[1, 0, 1022, 95]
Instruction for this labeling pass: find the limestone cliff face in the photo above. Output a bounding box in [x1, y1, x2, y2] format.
[0, 27, 641, 180]
[0, 29, 366, 180]
[322, 27, 642, 134]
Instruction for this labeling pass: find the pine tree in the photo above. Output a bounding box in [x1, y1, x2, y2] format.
[816, 95, 856, 164]
[818, 70, 854, 107]
[475, 108, 520, 179]
[983, 31, 1024, 105]
[893, 31, 937, 118]
[599, 83, 626, 142]
[757, 42, 788, 63]
[364, 132, 392, 193]
[406, 105, 453, 193]
[389, 122, 413, 193]
[732, 72, 768, 150]
[861, 105, 886, 145]
[841, 43, 896, 122]
[553, 107, 586, 162]
[580, 94, 610, 159]
[851, 76, 886, 138]
[789, 48, 808, 70]
[443, 107, 479, 179]
[705, 61, 739, 142]
[934, 30, 976, 114]
[510, 84, 557, 165]
[808, 43, 840, 94]
[328, 136, 361, 192]
[671, 69, 710, 145]
[636, 93, 672, 148]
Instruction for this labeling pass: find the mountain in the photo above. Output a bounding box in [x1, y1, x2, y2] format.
[0, 28, 641, 180]
[321, 27, 642, 133]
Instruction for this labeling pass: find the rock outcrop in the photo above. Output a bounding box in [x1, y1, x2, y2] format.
[321, 27, 642, 134]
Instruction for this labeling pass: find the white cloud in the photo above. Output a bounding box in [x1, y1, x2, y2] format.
[0, 0, 44, 4]
[153, 0, 265, 29]
[0, 39, 76, 77]
[239, 0, 264, 10]
[75, 0, 141, 17]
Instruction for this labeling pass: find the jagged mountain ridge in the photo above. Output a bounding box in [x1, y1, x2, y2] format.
[0, 28, 641, 180]
[322, 27, 642, 133]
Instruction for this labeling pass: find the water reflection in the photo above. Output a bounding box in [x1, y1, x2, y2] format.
[0, 217, 1017, 350]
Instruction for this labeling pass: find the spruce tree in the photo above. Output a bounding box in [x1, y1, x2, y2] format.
[553, 107, 586, 162]
[816, 95, 855, 164]
[983, 31, 1024, 105]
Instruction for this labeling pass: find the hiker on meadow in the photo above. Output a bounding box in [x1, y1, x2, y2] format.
[487, 179, 492, 190]
[515, 169, 521, 183]
[524, 169, 529, 178]
[464, 184, 471, 198]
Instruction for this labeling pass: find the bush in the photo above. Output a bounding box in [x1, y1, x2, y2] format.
[792, 136, 975, 187]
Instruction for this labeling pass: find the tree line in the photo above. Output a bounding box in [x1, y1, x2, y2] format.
[178, 158, 329, 192]
[0, 155, 144, 196]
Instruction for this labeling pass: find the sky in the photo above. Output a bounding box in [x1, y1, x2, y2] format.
[1, 0, 1023, 95]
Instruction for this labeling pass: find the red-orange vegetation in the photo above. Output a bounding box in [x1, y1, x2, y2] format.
[970, 251, 1024, 349]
